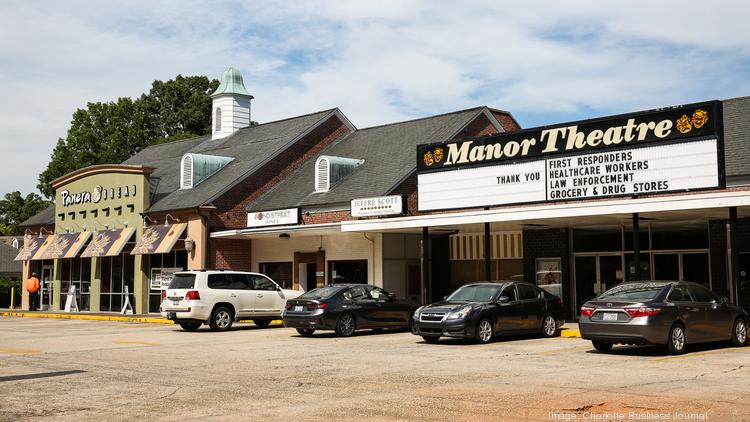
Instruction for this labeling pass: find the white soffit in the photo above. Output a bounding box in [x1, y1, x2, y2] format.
[341, 190, 750, 232]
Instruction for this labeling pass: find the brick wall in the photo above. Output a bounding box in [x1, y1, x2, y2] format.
[208, 238, 252, 270]
[209, 116, 350, 230]
[491, 111, 521, 132]
[523, 228, 572, 318]
[456, 113, 498, 138]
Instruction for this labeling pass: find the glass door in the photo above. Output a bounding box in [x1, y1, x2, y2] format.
[653, 253, 680, 280]
[40, 265, 53, 311]
[575, 255, 623, 311]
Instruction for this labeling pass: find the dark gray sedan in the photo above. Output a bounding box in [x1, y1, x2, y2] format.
[580, 281, 748, 354]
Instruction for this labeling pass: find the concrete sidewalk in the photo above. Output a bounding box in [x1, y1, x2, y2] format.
[0, 309, 580, 335]
[0, 310, 173, 324]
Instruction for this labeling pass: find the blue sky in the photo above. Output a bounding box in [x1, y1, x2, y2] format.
[1, 0, 749, 195]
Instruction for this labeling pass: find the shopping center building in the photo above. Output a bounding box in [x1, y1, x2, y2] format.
[17, 67, 750, 318]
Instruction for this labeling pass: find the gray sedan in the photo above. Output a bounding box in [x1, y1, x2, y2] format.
[579, 281, 748, 355]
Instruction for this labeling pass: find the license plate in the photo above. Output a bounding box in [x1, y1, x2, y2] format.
[294, 306, 303, 312]
[172, 300, 180, 306]
[602, 312, 618, 321]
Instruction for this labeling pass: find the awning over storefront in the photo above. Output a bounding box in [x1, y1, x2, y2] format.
[81, 227, 135, 258]
[38, 231, 93, 260]
[210, 222, 342, 239]
[13, 235, 51, 261]
[131, 223, 187, 255]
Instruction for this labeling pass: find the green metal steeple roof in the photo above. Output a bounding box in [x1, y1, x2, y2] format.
[211, 67, 253, 97]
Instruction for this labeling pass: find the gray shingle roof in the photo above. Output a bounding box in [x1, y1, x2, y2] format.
[248, 107, 490, 211]
[19, 204, 55, 227]
[124, 108, 344, 213]
[0, 242, 22, 277]
[723, 96, 750, 178]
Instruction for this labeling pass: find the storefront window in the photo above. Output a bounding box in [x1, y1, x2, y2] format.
[58, 257, 91, 311]
[623, 227, 650, 251]
[147, 251, 188, 313]
[260, 262, 293, 289]
[573, 228, 621, 253]
[328, 260, 368, 284]
[625, 253, 651, 282]
[651, 223, 708, 250]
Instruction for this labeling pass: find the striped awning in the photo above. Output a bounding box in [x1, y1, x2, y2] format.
[81, 228, 135, 258]
[14, 235, 50, 261]
[38, 232, 93, 260]
[131, 223, 187, 255]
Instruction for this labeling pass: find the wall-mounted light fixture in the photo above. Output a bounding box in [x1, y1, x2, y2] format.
[39, 227, 53, 238]
[164, 214, 180, 227]
[184, 235, 195, 253]
[143, 215, 155, 228]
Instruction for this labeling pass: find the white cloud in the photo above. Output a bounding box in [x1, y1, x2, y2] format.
[0, 0, 748, 196]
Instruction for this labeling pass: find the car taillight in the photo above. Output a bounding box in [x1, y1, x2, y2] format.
[580, 306, 595, 317]
[185, 291, 200, 300]
[161, 290, 166, 300]
[625, 307, 661, 318]
[307, 303, 327, 309]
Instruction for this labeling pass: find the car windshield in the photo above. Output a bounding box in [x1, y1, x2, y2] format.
[169, 274, 195, 289]
[598, 283, 667, 301]
[298, 286, 342, 300]
[446, 285, 503, 302]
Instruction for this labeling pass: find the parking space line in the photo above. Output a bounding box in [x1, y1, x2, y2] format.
[112, 340, 160, 346]
[652, 348, 741, 361]
[539, 346, 591, 355]
[0, 348, 42, 355]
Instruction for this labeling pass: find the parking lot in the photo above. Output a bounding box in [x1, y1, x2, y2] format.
[1, 317, 748, 421]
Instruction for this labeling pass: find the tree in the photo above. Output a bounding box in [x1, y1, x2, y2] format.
[37, 75, 220, 197]
[0, 191, 51, 235]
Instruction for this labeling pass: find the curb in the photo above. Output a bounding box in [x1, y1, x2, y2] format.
[0, 311, 174, 324]
[560, 329, 581, 338]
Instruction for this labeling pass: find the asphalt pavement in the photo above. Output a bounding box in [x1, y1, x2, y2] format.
[0, 317, 747, 421]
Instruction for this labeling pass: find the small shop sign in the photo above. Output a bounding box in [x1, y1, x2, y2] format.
[247, 208, 299, 228]
[351, 195, 404, 217]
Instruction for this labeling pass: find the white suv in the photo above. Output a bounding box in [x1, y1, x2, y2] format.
[160, 270, 303, 331]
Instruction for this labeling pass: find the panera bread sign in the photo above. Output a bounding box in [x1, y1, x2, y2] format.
[417, 101, 724, 211]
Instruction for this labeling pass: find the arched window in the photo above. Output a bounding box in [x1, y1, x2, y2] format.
[315, 156, 330, 192]
[181, 154, 193, 189]
[214, 108, 222, 133]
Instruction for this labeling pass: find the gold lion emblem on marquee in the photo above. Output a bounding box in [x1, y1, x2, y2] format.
[691, 109, 708, 128]
[675, 115, 692, 134]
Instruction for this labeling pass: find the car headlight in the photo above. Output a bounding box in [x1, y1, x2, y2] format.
[446, 305, 473, 320]
[413, 306, 424, 318]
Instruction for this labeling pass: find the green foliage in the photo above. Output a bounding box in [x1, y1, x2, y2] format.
[0, 277, 22, 308]
[0, 191, 51, 235]
[37, 75, 220, 197]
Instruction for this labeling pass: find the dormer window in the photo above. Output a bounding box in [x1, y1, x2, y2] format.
[180, 153, 234, 189]
[181, 154, 193, 189]
[214, 108, 222, 133]
[314, 155, 364, 193]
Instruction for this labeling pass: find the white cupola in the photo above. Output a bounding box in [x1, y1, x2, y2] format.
[211, 67, 254, 140]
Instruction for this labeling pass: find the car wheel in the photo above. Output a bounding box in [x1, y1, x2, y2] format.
[209, 306, 234, 332]
[541, 314, 557, 338]
[731, 318, 747, 347]
[179, 322, 201, 332]
[336, 314, 356, 337]
[296, 328, 315, 337]
[592, 340, 613, 352]
[252, 319, 272, 328]
[421, 336, 439, 344]
[475, 318, 494, 344]
[666, 323, 687, 355]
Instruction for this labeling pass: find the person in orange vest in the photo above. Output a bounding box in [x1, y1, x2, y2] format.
[26, 272, 41, 311]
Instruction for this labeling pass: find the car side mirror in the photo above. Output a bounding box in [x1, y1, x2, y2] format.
[387, 292, 397, 300]
[442, 296, 448, 301]
[497, 295, 511, 304]
[720, 296, 729, 305]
